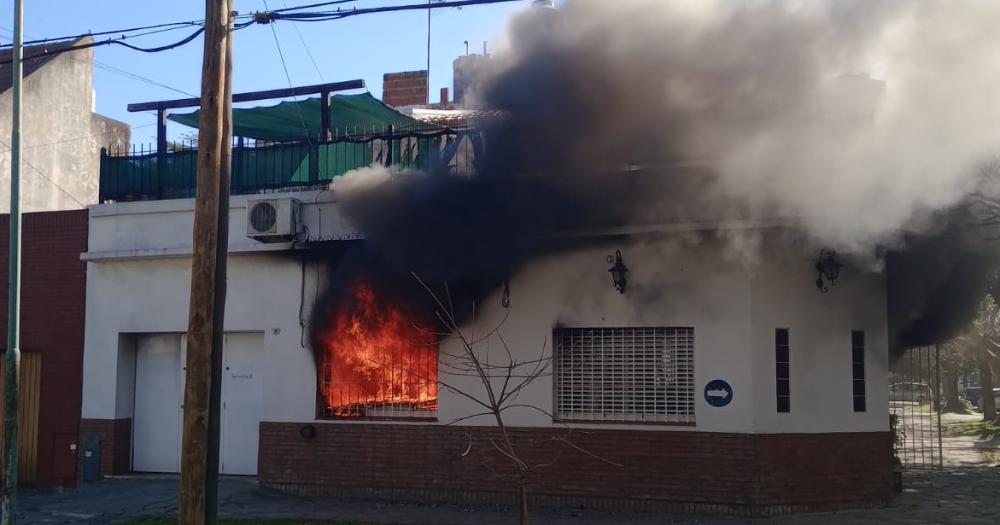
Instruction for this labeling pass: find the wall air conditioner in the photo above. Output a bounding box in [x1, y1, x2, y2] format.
[246, 197, 301, 242]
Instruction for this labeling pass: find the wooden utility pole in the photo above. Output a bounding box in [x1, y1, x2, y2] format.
[179, 0, 233, 523]
[205, 0, 234, 519]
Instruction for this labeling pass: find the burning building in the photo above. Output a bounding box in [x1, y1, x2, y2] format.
[79, 0, 1000, 516]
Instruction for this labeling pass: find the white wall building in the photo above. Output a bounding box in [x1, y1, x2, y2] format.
[81, 190, 893, 512]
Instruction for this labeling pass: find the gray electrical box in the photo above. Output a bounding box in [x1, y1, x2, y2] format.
[81, 433, 101, 482]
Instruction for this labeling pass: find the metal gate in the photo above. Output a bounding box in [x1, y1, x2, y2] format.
[0, 350, 42, 484]
[889, 345, 943, 469]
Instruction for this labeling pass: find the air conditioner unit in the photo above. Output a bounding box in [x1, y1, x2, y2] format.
[246, 197, 301, 242]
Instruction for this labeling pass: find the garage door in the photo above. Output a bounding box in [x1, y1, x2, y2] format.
[132, 332, 264, 475]
[220, 333, 264, 475]
[132, 334, 183, 473]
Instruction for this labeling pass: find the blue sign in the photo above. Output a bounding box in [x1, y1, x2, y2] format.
[704, 379, 733, 407]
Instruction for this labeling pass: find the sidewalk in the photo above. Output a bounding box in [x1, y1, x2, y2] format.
[16, 468, 1000, 525]
[941, 412, 1000, 467]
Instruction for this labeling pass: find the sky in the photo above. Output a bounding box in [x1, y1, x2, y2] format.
[0, 0, 530, 143]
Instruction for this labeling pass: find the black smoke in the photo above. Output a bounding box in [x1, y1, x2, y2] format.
[313, 1, 1000, 348]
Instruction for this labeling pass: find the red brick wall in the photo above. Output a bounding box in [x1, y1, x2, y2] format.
[0, 210, 88, 487]
[382, 70, 428, 108]
[79, 418, 131, 476]
[755, 433, 892, 506]
[259, 422, 893, 514]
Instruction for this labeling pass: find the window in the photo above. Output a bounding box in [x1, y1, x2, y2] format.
[775, 328, 790, 413]
[554, 327, 695, 424]
[316, 280, 439, 420]
[852, 330, 866, 412]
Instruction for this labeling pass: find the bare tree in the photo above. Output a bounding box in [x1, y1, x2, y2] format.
[972, 295, 1000, 422]
[412, 275, 621, 525]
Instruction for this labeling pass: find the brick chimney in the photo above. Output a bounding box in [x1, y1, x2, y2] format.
[382, 70, 428, 108]
[440, 87, 450, 107]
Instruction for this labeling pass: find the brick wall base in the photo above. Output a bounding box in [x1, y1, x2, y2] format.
[259, 422, 893, 516]
[80, 418, 131, 476]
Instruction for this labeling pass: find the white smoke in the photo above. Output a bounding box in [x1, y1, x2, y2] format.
[472, 0, 1000, 253]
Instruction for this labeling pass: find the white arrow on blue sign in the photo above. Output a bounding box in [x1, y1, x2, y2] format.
[704, 379, 734, 407]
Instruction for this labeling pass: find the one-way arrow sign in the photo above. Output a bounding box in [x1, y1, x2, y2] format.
[704, 379, 734, 407]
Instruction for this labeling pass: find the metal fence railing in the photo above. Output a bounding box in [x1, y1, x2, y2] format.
[890, 345, 944, 469]
[99, 126, 482, 202]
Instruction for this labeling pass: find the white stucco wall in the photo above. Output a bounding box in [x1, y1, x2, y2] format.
[82, 195, 889, 435]
[0, 45, 129, 212]
[749, 235, 890, 433]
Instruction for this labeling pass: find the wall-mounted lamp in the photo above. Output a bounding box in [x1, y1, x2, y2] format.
[815, 248, 843, 293]
[607, 250, 629, 294]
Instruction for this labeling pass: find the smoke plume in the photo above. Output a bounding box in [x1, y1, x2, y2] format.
[325, 0, 1000, 344]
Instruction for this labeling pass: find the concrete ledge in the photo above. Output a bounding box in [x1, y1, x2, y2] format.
[81, 242, 297, 261]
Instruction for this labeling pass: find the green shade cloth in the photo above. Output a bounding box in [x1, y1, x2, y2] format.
[167, 92, 420, 141]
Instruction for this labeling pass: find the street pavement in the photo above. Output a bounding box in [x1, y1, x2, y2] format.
[13, 467, 1000, 524]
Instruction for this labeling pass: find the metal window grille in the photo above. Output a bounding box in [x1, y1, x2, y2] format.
[319, 345, 439, 420]
[852, 330, 866, 412]
[554, 327, 695, 423]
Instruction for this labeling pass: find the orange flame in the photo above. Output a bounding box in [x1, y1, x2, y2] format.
[321, 279, 438, 417]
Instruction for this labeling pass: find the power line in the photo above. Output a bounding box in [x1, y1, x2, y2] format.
[0, 19, 206, 49]
[0, 136, 89, 208]
[0, 24, 216, 66]
[89, 60, 197, 97]
[0, 0, 522, 65]
[0, 123, 157, 154]
[270, 0, 363, 13]
[0, 25, 197, 98]
[281, 0, 326, 82]
[263, 0, 315, 144]
[266, 0, 525, 22]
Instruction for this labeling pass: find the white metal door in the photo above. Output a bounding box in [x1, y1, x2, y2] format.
[132, 334, 183, 473]
[220, 333, 264, 475]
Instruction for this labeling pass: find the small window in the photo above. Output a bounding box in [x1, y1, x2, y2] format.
[776, 328, 790, 413]
[554, 327, 695, 424]
[852, 330, 866, 412]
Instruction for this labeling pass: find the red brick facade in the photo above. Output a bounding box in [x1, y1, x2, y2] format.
[382, 70, 428, 108]
[259, 422, 893, 515]
[79, 418, 131, 476]
[0, 210, 88, 487]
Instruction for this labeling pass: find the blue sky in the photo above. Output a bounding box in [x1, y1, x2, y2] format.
[0, 0, 530, 143]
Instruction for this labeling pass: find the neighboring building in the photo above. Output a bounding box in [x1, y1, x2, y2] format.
[452, 53, 491, 107]
[382, 70, 429, 109]
[0, 38, 130, 213]
[0, 210, 89, 487]
[0, 37, 127, 489]
[80, 91, 892, 512]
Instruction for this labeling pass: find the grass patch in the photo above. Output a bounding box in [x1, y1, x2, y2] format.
[117, 519, 374, 525]
[946, 420, 1000, 439]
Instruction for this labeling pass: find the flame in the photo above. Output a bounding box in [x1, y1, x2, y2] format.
[321, 279, 438, 417]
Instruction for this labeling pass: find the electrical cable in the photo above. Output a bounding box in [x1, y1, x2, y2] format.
[281, 0, 326, 82]
[112, 26, 206, 53]
[0, 19, 206, 49]
[269, 0, 363, 14]
[0, 25, 197, 98]
[0, 136, 89, 207]
[263, 0, 315, 145]
[0, 123, 156, 154]
[268, 0, 523, 22]
[0, 0, 520, 64]
[0, 24, 219, 66]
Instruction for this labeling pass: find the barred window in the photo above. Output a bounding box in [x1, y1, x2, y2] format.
[776, 328, 790, 413]
[554, 327, 695, 424]
[851, 330, 866, 412]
